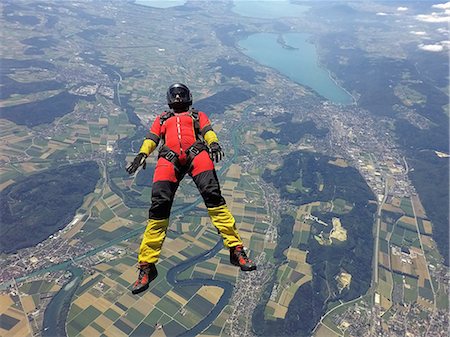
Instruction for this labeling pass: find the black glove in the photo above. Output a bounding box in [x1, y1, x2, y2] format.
[209, 142, 224, 163]
[126, 153, 147, 174]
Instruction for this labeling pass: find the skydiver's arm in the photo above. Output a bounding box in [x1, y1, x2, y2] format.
[139, 134, 159, 156]
[198, 112, 219, 146]
[139, 116, 161, 156]
[126, 116, 161, 174]
[198, 112, 224, 162]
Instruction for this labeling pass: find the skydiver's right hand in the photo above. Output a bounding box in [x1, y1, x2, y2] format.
[126, 153, 147, 174]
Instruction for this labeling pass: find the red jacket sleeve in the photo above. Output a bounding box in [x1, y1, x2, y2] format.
[148, 116, 161, 142]
[198, 111, 214, 137]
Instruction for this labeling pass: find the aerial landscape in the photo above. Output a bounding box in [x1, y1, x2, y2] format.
[0, 1, 448, 337]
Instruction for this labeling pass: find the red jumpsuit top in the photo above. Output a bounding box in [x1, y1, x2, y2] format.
[149, 110, 214, 162]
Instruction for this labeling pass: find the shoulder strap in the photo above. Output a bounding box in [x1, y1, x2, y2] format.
[160, 110, 174, 125]
[188, 107, 199, 120]
[189, 108, 201, 138]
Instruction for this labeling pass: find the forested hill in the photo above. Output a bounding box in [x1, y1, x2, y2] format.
[0, 161, 100, 253]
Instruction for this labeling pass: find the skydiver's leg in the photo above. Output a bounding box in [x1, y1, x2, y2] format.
[138, 158, 179, 264]
[190, 151, 243, 248]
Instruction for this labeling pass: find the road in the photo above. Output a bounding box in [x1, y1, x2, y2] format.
[372, 175, 389, 288]
[313, 295, 364, 336]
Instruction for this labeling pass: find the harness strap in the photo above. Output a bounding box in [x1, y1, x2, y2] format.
[159, 110, 174, 126]
[158, 140, 208, 177]
[158, 146, 180, 167]
[188, 108, 201, 139]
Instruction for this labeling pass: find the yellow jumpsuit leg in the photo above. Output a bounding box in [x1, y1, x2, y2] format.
[138, 218, 169, 264]
[207, 205, 243, 248]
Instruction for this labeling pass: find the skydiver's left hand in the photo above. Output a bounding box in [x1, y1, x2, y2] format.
[209, 142, 224, 163]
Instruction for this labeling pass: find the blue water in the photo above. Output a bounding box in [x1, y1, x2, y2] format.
[238, 33, 353, 104]
[232, 1, 310, 19]
[42, 267, 83, 337]
[135, 0, 186, 8]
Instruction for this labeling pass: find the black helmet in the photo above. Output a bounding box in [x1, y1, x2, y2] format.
[166, 83, 192, 109]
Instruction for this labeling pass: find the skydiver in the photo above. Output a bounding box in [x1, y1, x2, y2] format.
[126, 83, 256, 294]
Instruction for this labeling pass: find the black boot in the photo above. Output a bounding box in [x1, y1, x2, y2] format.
[131, 263, 158, 295]
[230, 245, 257, 271]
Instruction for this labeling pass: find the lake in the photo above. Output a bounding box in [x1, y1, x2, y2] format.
[134, 0, 186, 8]
[238, 32, 354, 105]
[232, 0, 310, 19]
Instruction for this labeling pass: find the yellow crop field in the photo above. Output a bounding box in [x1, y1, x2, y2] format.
[273, 303, 288, 318]
[422, 220, 433, 235]
[62, 220, 85, 239]
[411, 195, 426, 218]
[421, 236, 435, 251]
[21, 295, 36, 313]
[286, 248, 308, 263]
[390, 197, 402, 207]
[223, 180, 238, 190]
[414, 255, 430, 288]
[80, 325, 101, 337]
[74, 292, 100, 310]
[417, 296, 434, 310]
[226, 164, 241, 179]
[398, 216, 416, 226]
[104, 194, 123, 209]
[93, 315, 114, 331]
[0, 294, 14, 314]
[391, 255, 413, 275]
[103, 324, 128, 337]
[380, 294, 392, 312]
[382, 203, 404, 214]
[328, 158, 348, 167]
[377, 276, 393, 300]
[379, 252, 390, 268]
[163, 238, 190, 254]
[0, 179, 15, 190]
[167, 290, 188, 306]
[121, 266, 140, 284]
[100, 218, 125, 232]
[315, 324, 340, 337]
[197, 286, 224, 304]
[216, 264, 239, 278]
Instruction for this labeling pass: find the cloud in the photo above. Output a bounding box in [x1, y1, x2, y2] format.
[416, 13, 450, 23]
[436, 27, 448, 33]
[410, 31, 427, 36]
[432, 2, 450, 10]
[418, 43, 444, 52]
[397, 7, 408, 11]
[376, 12, 388, 16]
[416, 2, 450, 23]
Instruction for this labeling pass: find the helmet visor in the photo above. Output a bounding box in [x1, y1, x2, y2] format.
[168, 87, 189, 101]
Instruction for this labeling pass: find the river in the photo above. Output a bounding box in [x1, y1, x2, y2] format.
[42, 267, 83, 337]
[166, 240, 234, 337]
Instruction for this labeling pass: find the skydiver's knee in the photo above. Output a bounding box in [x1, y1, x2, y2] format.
[203, 192, 225, 208]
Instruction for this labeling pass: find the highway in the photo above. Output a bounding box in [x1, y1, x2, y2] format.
[372, 175, 389, 288]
